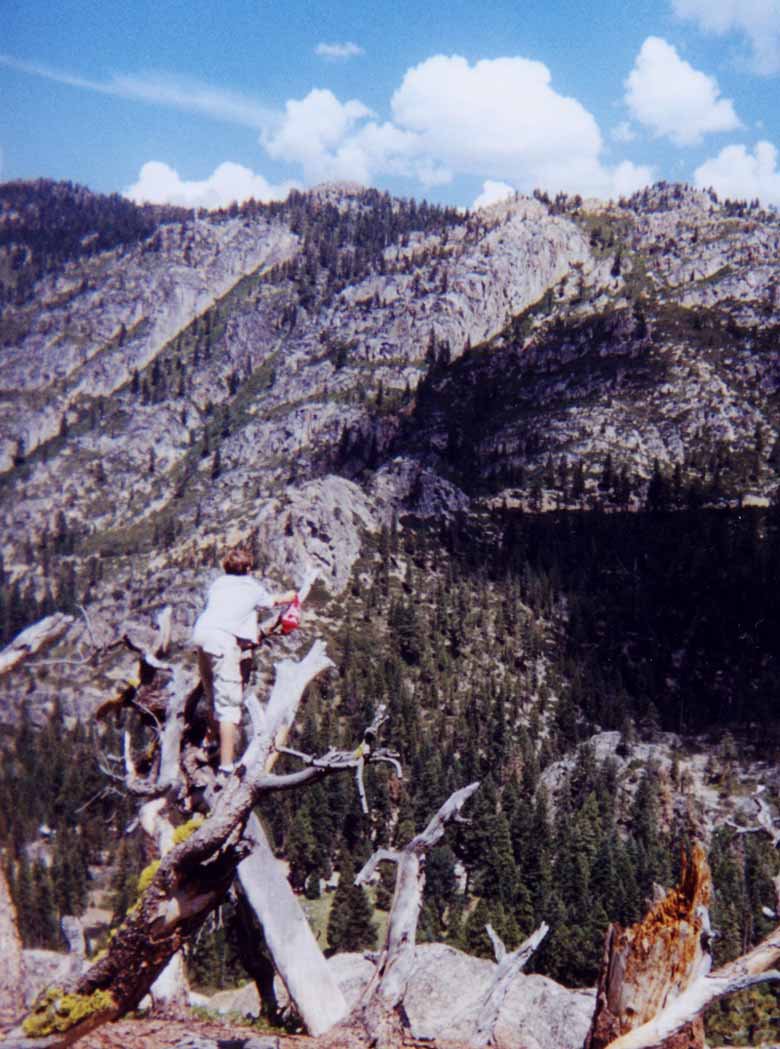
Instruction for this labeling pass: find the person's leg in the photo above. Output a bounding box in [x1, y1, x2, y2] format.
[220, 720, 238, 768]
[212, 637, 243, 772]
[197, 648, 219, 746]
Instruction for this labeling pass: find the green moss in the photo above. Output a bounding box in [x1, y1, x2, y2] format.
[22, 988, 116, 1036]
[172, 814, 205, 845]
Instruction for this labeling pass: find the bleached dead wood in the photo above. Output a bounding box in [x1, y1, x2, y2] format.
[353, 781, 480, 1043]
[472, 921, 549, 1047]
[148, 952, 189, 1015]
[602, 927, 780, 1049]
[0, 614, 74, 675]
[237, 815, 348, 1035]
[13, 636, 406, 1047]
[585, 843, 780, 1049]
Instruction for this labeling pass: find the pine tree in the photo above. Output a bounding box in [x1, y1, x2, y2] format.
[326, 849, 377, 954]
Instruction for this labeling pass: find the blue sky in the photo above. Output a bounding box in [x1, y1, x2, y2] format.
[2, 0, 780, 210]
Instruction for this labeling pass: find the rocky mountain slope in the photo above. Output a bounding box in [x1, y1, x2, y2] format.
[2, 181, 779, 633]
[1, 178, 779, 1044]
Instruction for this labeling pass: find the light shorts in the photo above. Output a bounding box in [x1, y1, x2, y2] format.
[197, 633, 243, 725]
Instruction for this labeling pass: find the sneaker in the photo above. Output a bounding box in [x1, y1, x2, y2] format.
[214, 763, 235, 789]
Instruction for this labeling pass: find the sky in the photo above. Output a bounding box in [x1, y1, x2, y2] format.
[2, 0, 780, 211]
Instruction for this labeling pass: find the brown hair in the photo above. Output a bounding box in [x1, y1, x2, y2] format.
[222, 545, 254, 576]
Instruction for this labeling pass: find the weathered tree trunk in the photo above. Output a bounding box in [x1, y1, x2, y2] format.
[11, 641, 337, 1048]
[0, 864, 25, 1027]
[587, 843, 780, 1049]
[148, 953, 190, 1015]
[586, 844, 712, 1049]
[237, 814, 348, 1035]
[352, 782, 480, 1046]
[472, 922, 549, 1048]
[0, 614, 74, 676]
[228, 888, 282, 1024]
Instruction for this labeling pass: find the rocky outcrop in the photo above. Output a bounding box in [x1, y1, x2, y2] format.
[254, 476, 379, 593]
[539, 731, 780, 845]
[3, 181, 780, 727]
[326, 944, 595, 1049]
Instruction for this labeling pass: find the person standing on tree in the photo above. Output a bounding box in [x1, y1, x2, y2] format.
[192, 545, 296, 775]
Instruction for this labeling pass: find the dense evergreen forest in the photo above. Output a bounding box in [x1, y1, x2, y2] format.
[1, 504, 778, 1039]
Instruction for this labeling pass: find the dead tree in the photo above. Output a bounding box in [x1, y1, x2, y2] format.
[471, 922, 549, 1048]
[11, 625, 403, 1048]
[586, 842, 780, 1049]
[351, 781, 480, 1045]
[0, 613, 74, 676]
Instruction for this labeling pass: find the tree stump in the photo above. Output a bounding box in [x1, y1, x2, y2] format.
[585, 844, 711, 1049]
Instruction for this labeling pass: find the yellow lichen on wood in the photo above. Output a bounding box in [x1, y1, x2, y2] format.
[172, 814, 205, 845]
[22, 987, 116, 1036]
[136, 859, 161, 896]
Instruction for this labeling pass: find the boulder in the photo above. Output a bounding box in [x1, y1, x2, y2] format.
[326, 943, 595, 1049]
[20, 950, 72, 1008]
[201, 980, 261, 1018]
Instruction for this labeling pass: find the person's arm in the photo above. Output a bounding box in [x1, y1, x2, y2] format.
[270, 589, 297, 606]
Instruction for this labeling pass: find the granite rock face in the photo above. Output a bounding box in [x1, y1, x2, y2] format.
[2, 180, 780, 725]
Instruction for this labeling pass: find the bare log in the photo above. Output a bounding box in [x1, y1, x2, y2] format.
[353, 781, 480, 1043]
[237, 815, 348, 1035]
[472, 922, 549, 1048]
[0, 614, 74, 676]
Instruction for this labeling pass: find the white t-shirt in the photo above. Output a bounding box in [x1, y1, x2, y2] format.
[192, 575, 274, 650]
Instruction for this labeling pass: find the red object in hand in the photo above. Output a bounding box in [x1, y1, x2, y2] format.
[280, 594, 301, 634]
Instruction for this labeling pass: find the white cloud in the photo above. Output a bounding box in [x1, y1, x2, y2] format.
[259, 58, 652, 201]
[0, 53, 276, 130]
[389, 55, 653, 199]
[124, 160, 297, 209]
[391, 55, 599, 176]
[472, 180, 516, 210]
[694, 139, 780, 204]
[672, 0, 780, 74]
[261, 88, 428, 186]
[262, 89, 374, 182]
[625, 37, 741, 146]
[611, 120, 637, 143]
[315, 42, 364, 60]
[1, 50, 652, 205]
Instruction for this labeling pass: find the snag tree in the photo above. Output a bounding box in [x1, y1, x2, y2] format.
[10, 602, 404, 1047]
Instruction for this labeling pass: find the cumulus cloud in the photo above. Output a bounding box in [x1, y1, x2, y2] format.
[261, 88, 426, 185]
[391, 56, 599, 176]
[694, 139, 780, 205]
[472, 180, 516, 210]
[260, 57, 651, 200]
[389, 55, 652, 199]
[625, 37, 741, 146]
[672, 0, 780, 74]
[315, 42, 364, 60]
[125, 160, 297, 209]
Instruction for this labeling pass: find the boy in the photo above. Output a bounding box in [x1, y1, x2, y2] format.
[192, 545, 296, 774]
